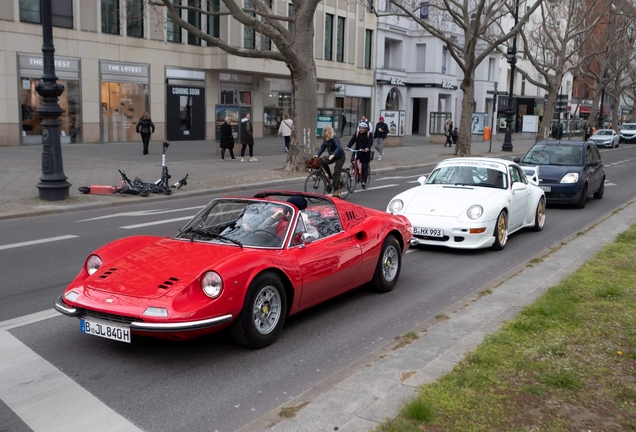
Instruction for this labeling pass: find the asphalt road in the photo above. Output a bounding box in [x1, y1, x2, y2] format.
[1, 145, 636, 432]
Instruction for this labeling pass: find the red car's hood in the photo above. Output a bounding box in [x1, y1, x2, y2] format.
[86, 238, 234, 299]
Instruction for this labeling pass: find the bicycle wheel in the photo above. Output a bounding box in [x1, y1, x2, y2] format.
[347, 167, 357, 193]
[338, 170, 351, 200]
[304, 171, 326, 195]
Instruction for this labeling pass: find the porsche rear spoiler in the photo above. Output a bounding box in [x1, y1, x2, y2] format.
[520, 166, 540, 186]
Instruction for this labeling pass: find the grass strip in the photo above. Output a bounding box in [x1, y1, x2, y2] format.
[377, 225, 636, 431]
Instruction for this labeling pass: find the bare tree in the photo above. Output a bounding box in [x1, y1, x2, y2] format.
[152, 0, 319, 171]
[382, 0, 542, 156]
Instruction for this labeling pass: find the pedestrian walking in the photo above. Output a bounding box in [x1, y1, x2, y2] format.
[315, 126, 346, 198]
[347, 122, 373, 189]
[135, 112, 155, 155]
[277, 113, 293, 153]
[357, 115, 373, 134]
[374, 116, 388, 160]
[556, 122, 564, 140]
[219, 117, 236, 161]
[451, 127, 459, 145]
[584, 123, 592, 141]
[444, 118, 453, 147]
[340, 112, 347, 138]
[239, 113, 257, 162]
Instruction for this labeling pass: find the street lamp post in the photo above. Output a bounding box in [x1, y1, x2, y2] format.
[35, 0, 71, 201]
[502, 0, 519, 152]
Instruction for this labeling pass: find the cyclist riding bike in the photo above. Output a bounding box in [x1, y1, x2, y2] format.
[314, 126, 346, 198]
[347, 122, 373, 189]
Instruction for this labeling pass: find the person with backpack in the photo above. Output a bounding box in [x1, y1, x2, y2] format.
[347, 122, 373, 189]
[374, 116, 388, 160]
[135, 112, 155, 155]
[239, 113, 257, 162]
[277, 113, 293, 152]
[314, 126, 346, 198]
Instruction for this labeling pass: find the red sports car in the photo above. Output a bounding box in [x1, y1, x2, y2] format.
[55, 192, 412, 348]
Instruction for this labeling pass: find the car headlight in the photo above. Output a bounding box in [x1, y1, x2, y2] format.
[201, 271, 223, 298]
[560, 173, 579, 183]
[64, 291, 80, 302]
[388, 199, 404, 214]
[143, 307, 169, 317]
[86, 255, 102, 275]
[467, 205, 483, 220]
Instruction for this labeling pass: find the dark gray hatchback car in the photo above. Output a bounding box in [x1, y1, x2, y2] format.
[515, 140, 605, 209]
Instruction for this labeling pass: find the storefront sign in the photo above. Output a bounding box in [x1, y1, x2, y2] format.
[19, 54, 79, 72]
[171, 87, 202, 96]
[389, 77, 404, 86]
[167, 85, 206, 141]
[317, 115, 333, 136]
[100, 62, 149, 76]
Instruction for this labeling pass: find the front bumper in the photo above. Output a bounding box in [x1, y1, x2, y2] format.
[590, 141, 613, 148]
[540, 183, 584, 204]
[620, 134, 636, 142]
[406, 216, 496, 249]
[54, 296, 233, 332]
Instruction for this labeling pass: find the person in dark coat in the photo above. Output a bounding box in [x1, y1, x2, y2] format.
[347, 122, 373, 189]
[135, 112, 155, 155]
[556, 122, 564, 140]
[374, 116, 388, 160]
[315, 126, 346, 198]
[219, 117, 236, 161]
[239, 113, 256, 162]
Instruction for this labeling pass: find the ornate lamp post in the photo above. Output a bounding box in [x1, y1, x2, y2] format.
[502, 0, 519, 152]
[35, 0, 71, 200]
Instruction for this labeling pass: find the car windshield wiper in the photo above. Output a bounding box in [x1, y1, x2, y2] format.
[180, 228, 243, 247]
[477, 183, 501, 188]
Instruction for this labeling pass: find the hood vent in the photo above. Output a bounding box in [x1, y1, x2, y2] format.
[345, 210, 356, 221]
[158, 277, 180, 289]
[98, 268, 118, 279]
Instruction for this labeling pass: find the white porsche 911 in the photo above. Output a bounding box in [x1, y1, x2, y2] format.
[387, 158, 546, 251]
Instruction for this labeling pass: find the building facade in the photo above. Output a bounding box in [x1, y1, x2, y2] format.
[374, 0, 499, 137]
[0, 0, 376, 146]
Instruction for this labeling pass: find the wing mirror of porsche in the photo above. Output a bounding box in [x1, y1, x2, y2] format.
[511, 183, 526, 193]
[417, 176, 427, 185]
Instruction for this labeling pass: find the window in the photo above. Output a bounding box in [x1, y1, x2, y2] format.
[243, 0, 255, 49]
[208, 0, 220, 38]
[167, 0, 181, 42]
[288, 3, 295, 34]
[336, 17, 345, 62]
[364, 29, 373, 69]
[260, 1, 272, 51]
[521, 76, 526, 96]
[126, 0, 144, 38]
[416, 44, 426, 72]
[488, 58, 495, 81]
[20, 0, 40, 24]
[52, 0, 73, 28]
[325, 13, 334, 61]
[188, 0, 201, 45]
[101, 0, 120, 34]
[442, 46, 448, 74]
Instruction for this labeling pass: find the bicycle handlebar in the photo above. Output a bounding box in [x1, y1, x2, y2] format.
[346, 148, 368, 152]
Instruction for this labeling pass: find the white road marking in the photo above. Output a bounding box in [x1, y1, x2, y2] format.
[0, 235, 78, 251]
[121, 215, 194, 229]
[353, 184, 399, 192]
[377, 174, 429, 181]
[78, 206, 203, 222]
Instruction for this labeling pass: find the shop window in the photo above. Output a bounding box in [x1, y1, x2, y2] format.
[101, 0, 120, 34]
[208, 0, 220, 38]
[21, 77, 80, 144]
[126, 0, 144, 38]
[263, 92, 292, 136]
[167, 0, 181, 42]
[386, 88, 399, 110]
[187, 0, 201, 45]
[364, 29, 373, 69]
[325, 14, 334, 61]
[336, 17, 345, 63]
[101, 82, 149, 142]
[220, 90, 252, 105]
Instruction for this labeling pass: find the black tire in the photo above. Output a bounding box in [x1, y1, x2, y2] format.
[230, 272, 287, 349]
[593, 177, 605, 199]
[304, 172, 326, 195]
[78, 186, 90, 194]
[370, 235, 402, 293]
[575, 184, 588, 209]
[347, 168, 357, 193]
[163, 187, 172, 195]
[140, 188, 151, 197]
[337, 170, 351, 200]
[492, 211, 508, 251]
[532, 198, 546, 232]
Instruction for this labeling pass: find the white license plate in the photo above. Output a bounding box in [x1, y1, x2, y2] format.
[540, 186, 551, 192]
[413, 227, 444, 237]
[81, 318, 131, 343]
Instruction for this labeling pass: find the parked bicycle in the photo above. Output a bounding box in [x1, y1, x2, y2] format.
[304, 157, 352, 199]
[346, 149, 372, 193]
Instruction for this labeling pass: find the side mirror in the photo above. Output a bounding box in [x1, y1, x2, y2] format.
[513, 157, 521, 163]
[301, 233, 316, 244]
[511, 182, 526, 192]
[587, 160, 599, 167]
[417, 176, 427, 185]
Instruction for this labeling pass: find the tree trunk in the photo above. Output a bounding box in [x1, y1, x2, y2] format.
[285, 70, 318, 171]
[456, 77, 474, 157]
[610, 94, 619, 129]
[538, 91, 558, 141]
[588, 90, 601, 128]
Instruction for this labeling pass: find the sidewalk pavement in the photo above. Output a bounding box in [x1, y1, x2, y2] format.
[0, 134, 536, 220]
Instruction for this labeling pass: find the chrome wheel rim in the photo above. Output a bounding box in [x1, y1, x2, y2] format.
[252, 286, 281, 335]
[497, 213, 508, 246]
[537, 199, 546, 228]
[382, 245, 399, 282]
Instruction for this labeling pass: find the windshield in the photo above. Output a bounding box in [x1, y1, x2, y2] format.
[176, 200, 294, 248]
[426, 162, 508, 189]
[593, 130, 612, 136]
[621, 124, 636, 130]
[522, 144, 583, 166]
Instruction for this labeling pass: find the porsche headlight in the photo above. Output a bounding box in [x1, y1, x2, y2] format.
[560, 173, 579, 183]
[467, 205, 483, 220]
[86, 255, 102, 276]
[201, 271, 223, 298]
[388, 199, 404, 214]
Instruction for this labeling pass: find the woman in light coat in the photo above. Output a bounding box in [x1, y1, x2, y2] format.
[278, 113, 293, 152]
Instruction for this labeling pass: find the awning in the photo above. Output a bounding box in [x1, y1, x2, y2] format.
[580, 106, 591, 114]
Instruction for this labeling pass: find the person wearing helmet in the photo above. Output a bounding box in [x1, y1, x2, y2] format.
[347, 122, 373, 189]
